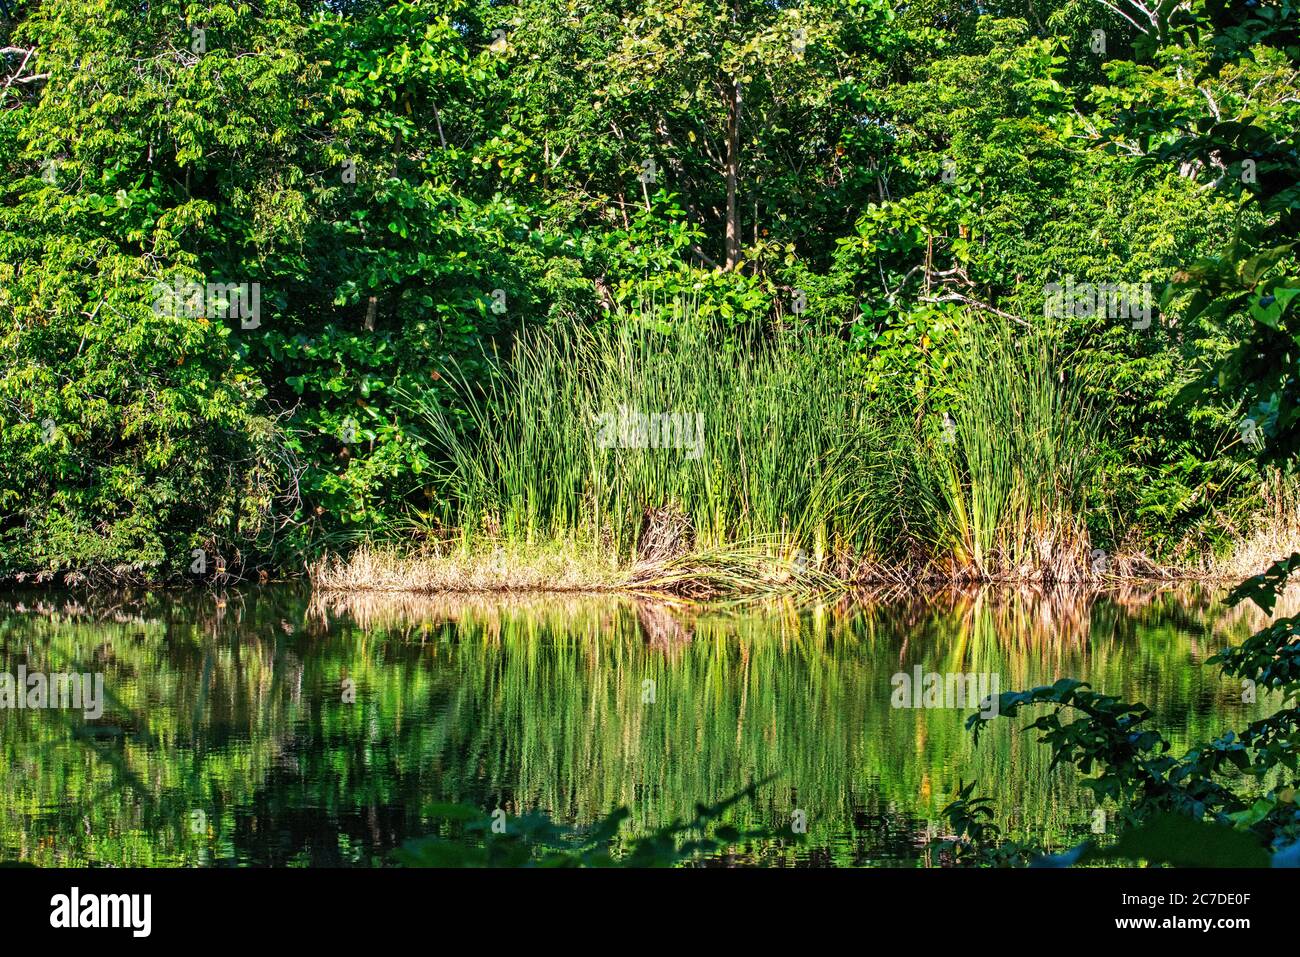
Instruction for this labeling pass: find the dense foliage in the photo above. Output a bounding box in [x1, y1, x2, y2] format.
[945, 0, 1300, 867]
[1, 0, 1296, 580]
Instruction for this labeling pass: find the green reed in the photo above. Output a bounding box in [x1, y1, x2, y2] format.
[409, 299, 897, 573]
[909, 321, 1102, 580]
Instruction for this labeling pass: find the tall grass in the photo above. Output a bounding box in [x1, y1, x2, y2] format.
[409, 301, 897, 576]
[910, 320, 1102, 581]
[365, 304, 1112, 592]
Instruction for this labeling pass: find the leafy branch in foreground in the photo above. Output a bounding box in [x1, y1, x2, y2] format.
[937, 796, 1284, 869]
[936, 781, 1040, 867]
[392, 777, 793, 867]
[958, 551, 1300, 864]
[1223, 552, 1300, 617]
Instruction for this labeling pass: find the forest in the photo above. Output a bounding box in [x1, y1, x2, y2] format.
[1, 0, 1296, 593]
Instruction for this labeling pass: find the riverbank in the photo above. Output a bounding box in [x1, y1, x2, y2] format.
[307, 535, 1285, 600]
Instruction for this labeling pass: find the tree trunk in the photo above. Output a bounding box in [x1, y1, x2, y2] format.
[724, 77, 742, 270]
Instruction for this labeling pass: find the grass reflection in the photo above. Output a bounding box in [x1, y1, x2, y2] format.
[0, 584, 1278, 866]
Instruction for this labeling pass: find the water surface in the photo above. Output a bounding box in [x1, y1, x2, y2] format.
[0, 585, 1276, 866]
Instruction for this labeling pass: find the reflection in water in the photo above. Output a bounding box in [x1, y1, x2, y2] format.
[0, 585, 1281, 866]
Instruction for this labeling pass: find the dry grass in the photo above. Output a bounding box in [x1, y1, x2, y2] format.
[309, 543, 626, 594]
[310, 478, 1300, 600]
[310, 538, 1230, 600]
[310, 538, 849, 601]
[1208, 476, 1300, 581]
[627, 542, 845, 600]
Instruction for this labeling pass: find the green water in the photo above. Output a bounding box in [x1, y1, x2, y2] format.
[0, 585, 1275, 866]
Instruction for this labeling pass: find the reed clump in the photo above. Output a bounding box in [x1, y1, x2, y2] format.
[907, 320, 1104, 582]
[399, 300, 895, 594]
[311, 302, 1183, 597]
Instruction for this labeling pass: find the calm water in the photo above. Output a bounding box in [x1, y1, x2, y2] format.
[0, 585, 1277, 866]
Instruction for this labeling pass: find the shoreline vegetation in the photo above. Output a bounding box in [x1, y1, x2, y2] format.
[12, 294, 1296, 598]
[3, 1, 1292, 601]
[307, 533, 1298, 599]
[304, 301, 1299, 600]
